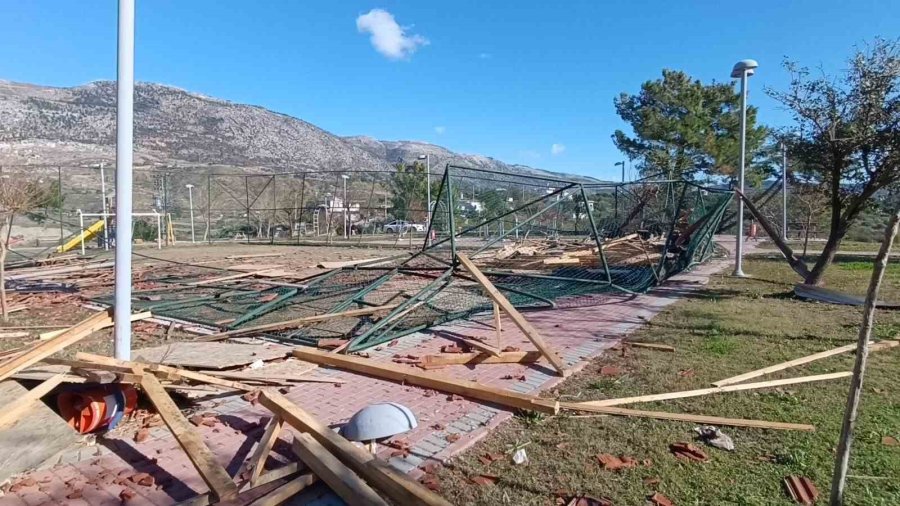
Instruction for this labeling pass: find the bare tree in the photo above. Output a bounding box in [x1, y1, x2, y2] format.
[766, 38, 900, 285]
[0, 178, 50, 321]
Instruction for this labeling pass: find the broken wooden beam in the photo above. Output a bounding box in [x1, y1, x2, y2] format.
[420, 351, 542, 368]
[578, 372, 851, 407]
[136, 368, 239, 500]
[38, 311, 152, 340]
[248, 416, 285, 487]
[292, 347, 558, 414]
[246, 473, 317, 506]
[0, 309, 112, 382]
[75, 352, 256, 392]
[712, 341, 896, 387]
[552, 401, 815, 431]
[291, 433, 389, 506]
[627, 342, 676, 352]
[259, 390, 452, 506]
[456, 253, 568, 376]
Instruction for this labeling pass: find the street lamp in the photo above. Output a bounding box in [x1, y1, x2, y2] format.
[418, 154, 431, 245]
[781, 142, 788, 241]
[94, 162, 111, 251]
[185, 184, 196, 243]
[341, 174, 350, 239]
[730, 58, 758, 278]
[614, 161, 625, 182]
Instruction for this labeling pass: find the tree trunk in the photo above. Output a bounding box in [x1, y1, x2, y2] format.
[805, 220, 850, 285]
[829, 208, 900, 504]
[735, 189, 812, 279]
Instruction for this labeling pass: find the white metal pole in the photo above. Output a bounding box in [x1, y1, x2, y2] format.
[732, 71, 748, 277]
[156, 212, 162, 249]
[114, 0, 135, 360]
[100, 163, 110, 251]
[78, 210, 86, 256]
[782, 143, 788, 242]
[343, 175, 349, 239]
[426, 154, 431, 246]
[187, 185, 196, 243]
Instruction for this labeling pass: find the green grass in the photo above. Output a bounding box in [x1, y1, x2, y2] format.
[434, 258, 900, 505]
[761, 240, 900, 253]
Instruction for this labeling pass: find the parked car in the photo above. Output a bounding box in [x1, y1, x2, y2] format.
[384, 220, 425, 233]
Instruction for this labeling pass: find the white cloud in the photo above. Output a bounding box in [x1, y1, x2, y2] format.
[356, 9, 428, 60]
[477, 52, 492, 59]
[551, 143, 566, 155]
[434, 126, 446, 135]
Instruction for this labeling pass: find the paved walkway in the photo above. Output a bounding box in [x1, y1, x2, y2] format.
[0, 238, 754, 505]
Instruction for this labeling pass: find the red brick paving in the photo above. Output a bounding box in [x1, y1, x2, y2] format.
[0, 239, 750, 505]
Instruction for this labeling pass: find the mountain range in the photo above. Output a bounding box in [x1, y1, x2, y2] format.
[0, 80, 595, 183]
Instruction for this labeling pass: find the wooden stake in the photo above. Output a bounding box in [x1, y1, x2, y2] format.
[136, 369, 239, 500]
[291, 433, 389, 506]
[456, 253, 567, 376]
[830, 209, 900, 505]
[577, 372, 851, 407]
[75, 352, 255, 391]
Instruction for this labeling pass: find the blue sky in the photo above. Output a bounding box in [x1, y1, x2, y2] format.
[0, 1, 896, 180]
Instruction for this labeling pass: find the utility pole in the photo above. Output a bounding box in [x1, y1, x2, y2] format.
[782, 142, 789, 242]
[615, 161, 625, 182]
[57, 166, 64, 248]
[342, 174, 350, 239]
[419, 154, 431, 246]
[114, 0, 135, 360]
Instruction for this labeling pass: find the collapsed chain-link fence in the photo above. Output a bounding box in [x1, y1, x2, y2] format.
[100, 165, 732, 352]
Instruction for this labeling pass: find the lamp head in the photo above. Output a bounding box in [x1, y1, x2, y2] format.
[731, 59, 759, 78]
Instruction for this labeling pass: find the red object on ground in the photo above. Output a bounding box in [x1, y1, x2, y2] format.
[58, 384, 138, 433]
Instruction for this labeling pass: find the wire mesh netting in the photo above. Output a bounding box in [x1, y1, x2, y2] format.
[97, 165, 732, 352]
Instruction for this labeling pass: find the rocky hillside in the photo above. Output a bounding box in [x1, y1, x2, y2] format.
[0, 80, 595, 182]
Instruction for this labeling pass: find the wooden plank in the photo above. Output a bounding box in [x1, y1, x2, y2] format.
[259, 390, 452, 506]
[0, 308, 112, 382]
[712, 342, 883, 387]
[197, 304, 400, 342]
[188, 271, 260, 286]
[578, 372, 851, 407]
[0, 380, 80, 483]
[249, 416, 284, 486]
[39, 311, 152, 340]
[317, 256, 391, 269]
[246, 473, 317, 506]
[136, 369, 239, 500]
[75, 352, 256, 391]
[541, 257, 581, 265]
[420, 351, 542, 367]
[456, 253, 567, 376]
[225, 253, 285, 260]
[293, 347, 558, 414]
[627, 342, 676, 352]
[132, 342, 290, 370]
[553, 401, 815, 431]
[199, 370, 344, 384]
[291, 433, 389, 506]
[174, 466, 312, 506]
[0, 374, 67, 429]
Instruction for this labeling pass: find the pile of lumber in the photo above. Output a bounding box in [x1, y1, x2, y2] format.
[484, 233, 664, 271]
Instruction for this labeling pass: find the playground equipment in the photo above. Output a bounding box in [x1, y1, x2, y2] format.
[57, 218, 106, 254]
[65, 210, 163, 255]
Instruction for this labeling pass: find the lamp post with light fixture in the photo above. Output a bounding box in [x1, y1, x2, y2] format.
[730, 59, 758, 278]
